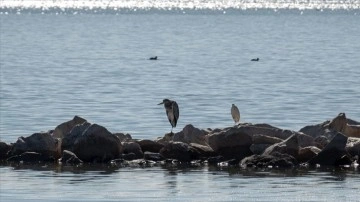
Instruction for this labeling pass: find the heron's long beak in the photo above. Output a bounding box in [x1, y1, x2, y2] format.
[157, 102, 164, 105]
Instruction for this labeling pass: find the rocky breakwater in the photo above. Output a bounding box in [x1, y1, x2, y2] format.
[0, 113, 359, 169]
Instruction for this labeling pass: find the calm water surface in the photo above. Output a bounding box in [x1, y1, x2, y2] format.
[0, 4, 360, 201]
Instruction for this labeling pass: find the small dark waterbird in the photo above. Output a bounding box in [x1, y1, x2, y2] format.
[149, 56, 158, 60]
[231, 104, 240, 124]
[251, 58, 259, 61]
[158, 99, 179, 133]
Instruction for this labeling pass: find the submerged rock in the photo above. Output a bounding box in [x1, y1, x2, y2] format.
[60, 150, 83, 164]
[240, 152, 297, 168]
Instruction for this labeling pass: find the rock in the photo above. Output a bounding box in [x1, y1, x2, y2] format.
[314, 136, 330, 149]
[0, 141, 11, 160]
[297, 133, 316, 147]
[159, 141, 199, 162]
[60, 123, 122, 163]
[237, 123, 297, 140]
[9, 132, 61, 160]
[240, 152, 297, 168]
[346, 137, 360, 157]
[206, 126, 253, 160]
[60, 150, 83, 164]
[207, 156, 225, 165]
[326, 113, 360, 138]
[144, 152, 165, 161]
[7, 152, 53, 162]
[136, 139, 164, 153]
[52, 116, 87, 139]
[114, 133, 132, 142]
[308, 132, 348, 166]
[263, 134, 299, 159]
[61, 122, 92, 151]
[121, 153, 137, 161]
[250, 144, 272, 155]
[189, 143, 214, 158]
[156, 132, 174, 145]
[299, 113, 360, 139]
[173, 124, 208, 145]
[298, 146, 321, 163]
[122, 142, 143, 159]
[252, 134, 282, 144]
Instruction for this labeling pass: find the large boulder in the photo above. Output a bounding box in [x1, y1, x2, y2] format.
[298, 146, 321, 163]
[0, 141, 11, 160]
[159, 141, 200, 162]
[206, 126, 253, 160]
[326, 113, 360, 138]
[62, 123, 122, 162]
[233, 123, 295, 140]
[263, 134, 299, 159]
[8, 132, 61, 161]
[299, 113, 360, 139]
[136, 139, 164, 153]
[173, 124, 209, 146]
[52, 116, 87, 139]
[308, 132, 348, 166]
[252, 134, 282, 144]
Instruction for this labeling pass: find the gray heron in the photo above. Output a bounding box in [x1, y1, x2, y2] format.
[158, 99, 179, 133]
[231, 104, 240, 124]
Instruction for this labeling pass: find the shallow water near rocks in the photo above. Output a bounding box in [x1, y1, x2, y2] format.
[1, 162, 359, 201]
[1, 2, 360, 201]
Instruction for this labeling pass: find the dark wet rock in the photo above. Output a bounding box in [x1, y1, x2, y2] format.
[314, 135, 330, 149]
[0, 141, 11, 160]
[206, 126, 253, 160]
[308, 132, 348, 166]
[250, 144, 272, 155]
[61, 122, 92, 151]
[298, 146, 321, 163]
[335, 155, 353, 166]
[207, 156, 225, 165]
[240, 152, 297, 168]
[159, 141, 200, 162]
[346, 137, 360, 157]
[71, 124, 123, 163]
[189, 143, 215, 158]
[325, 113, 360, 138]
[121, 153, 137, 161]
[52, 116, 87, 139]
[60, 122, 123, 162]
[60, 150, 83, 164]
[252, 134, 282, 144]
[114, 133, 132, 142]
[144, 152, 165, 161]
[173, 124, 209, 145]
[263, 134, 299, 159]
[122, 142, 143, 159]
[136, 139, 164, 153]
[7, 152, 54, 162]
[9, 132, 61, 160]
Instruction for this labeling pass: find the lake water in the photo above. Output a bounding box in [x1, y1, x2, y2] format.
[0, 0, 360, 201]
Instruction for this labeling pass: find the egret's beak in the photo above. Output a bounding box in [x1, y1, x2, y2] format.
[158, 102, 164, 105]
